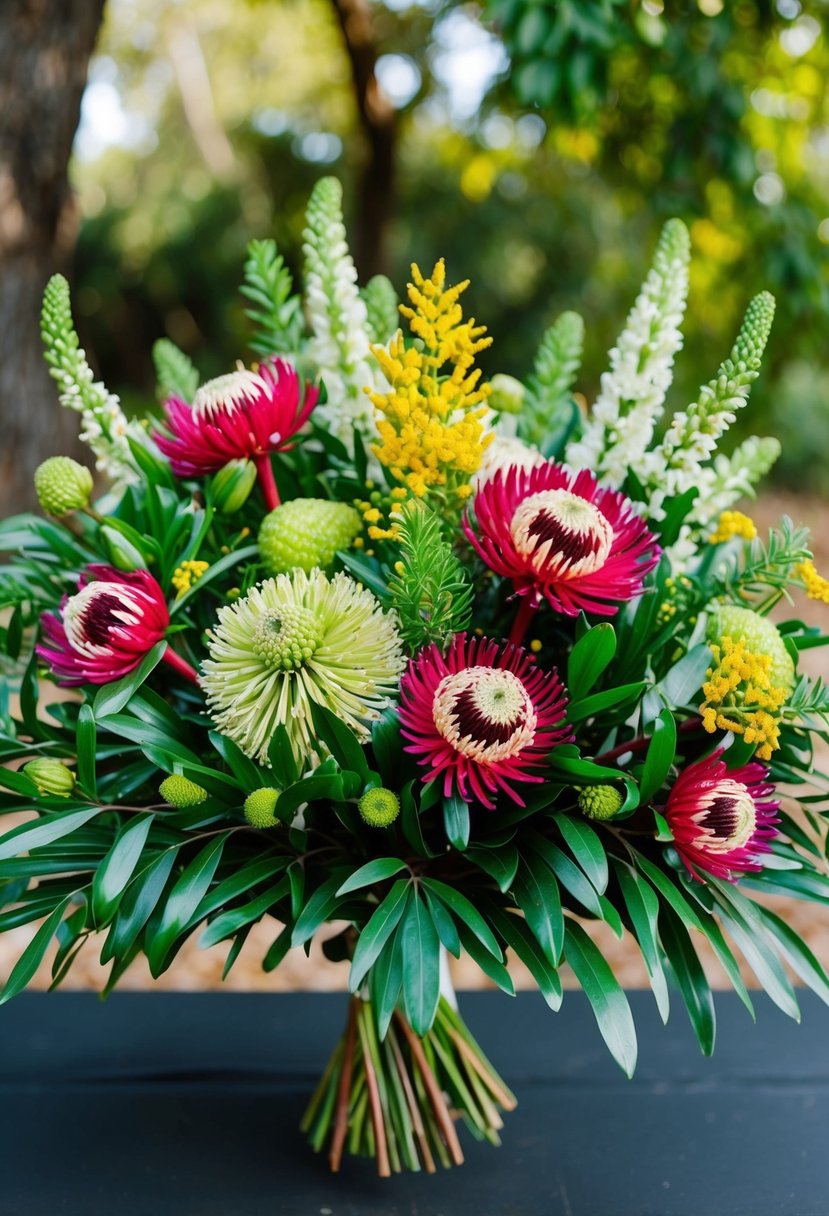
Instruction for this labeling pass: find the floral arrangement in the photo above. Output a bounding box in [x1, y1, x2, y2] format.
[1, 179, 828, 1177]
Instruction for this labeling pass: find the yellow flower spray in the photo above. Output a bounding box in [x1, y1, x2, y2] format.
[700, 636, 788, 760]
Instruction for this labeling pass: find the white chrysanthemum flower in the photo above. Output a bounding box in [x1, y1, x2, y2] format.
[201, 568, 405, 768]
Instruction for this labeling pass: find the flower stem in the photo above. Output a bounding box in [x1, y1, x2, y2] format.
[161, 644, 200, 685]
[508, 596, 538, 647]
[254, 454, 280, 512]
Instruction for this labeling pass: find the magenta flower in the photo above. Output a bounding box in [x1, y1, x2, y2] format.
[37, 565, 171, 686]
[464, 462, 660, 639]
[154, 361, 319, 510]
[398, 633, 572, 809]
[664, 749, 780, 882]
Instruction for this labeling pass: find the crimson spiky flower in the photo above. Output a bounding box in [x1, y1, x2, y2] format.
[664, 749, 780, 882]
[464, 463, 659, 623]
[398, 633, 572, 809]
[37, 565, 169, 686]
[154, 360, 319, 510]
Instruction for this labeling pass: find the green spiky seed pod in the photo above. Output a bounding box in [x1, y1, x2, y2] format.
[578, 785, 624, 821]
[160, 775, 208, 808]
[708, 604, 795, 692]
[24, 759, 76, 798]
[358, 787, 400, 828]
[259, 499, 362, 575]
[244, 788, 281, 828]
[34, 457, 93, 516]
[488, 374, 526, 415]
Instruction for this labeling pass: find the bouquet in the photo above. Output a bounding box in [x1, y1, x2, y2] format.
[1, 177, 828, 1177]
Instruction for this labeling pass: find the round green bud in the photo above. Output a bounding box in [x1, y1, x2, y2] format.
[244, 788, 282, 828]
[24, 759, 76, 798]
[488, 373, 526, 415]
[577, 785, 624, 821]
[358, 787, 400, 828]
[259, 499, 362, 575]
[211, 459, 258, 514]
[160, 774, 208, 808]
[708, 604, 795, 692]
[100, 525, 148, 572]
[34, 457, 93, 516]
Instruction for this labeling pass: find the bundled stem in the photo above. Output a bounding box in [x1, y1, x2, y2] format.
[302, 995, 516, 1177]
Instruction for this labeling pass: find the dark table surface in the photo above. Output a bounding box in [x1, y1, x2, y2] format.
[0, 989, 827, 1216]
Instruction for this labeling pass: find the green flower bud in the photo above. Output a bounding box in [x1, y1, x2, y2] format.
[160, 774, 208, 808]
[577, 785, 624, 821]
[708, 604, 795, 692]
[244, 788, 282, 828]
[100, 525, 149, 572]
[34, 457, 93, 516]
[211, 459, 258, 514]
[259, 499, 362, 575]
[24, 759, 76, 798]
[358, 787, 400, 828]
[488, 374, 525, 415]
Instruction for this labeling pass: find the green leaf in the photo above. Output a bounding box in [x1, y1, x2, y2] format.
[564, 920, 637, 1076]
[533, 837, 608, 924]
[262, 925, 292, 972]
[423, 889, 460, 958]
[756, 907, 829, 1006]
[76, 704, 97, 797]
[267, 725, 300, 790]
[0, 807, 102, 862]
[208, 732, 265, 793]
[311, 703, 369, 779]
[512, 854, 563, 963]
[466, 843, 520, 893]
[199, 879, 289, 948]
[711, 885, 800, 1021]
[371, 708, 404, 785]
[189, 855, 290, 929]
[658, 644, 712, 710]
[147, 837, 226, 975]
[567, 623, 616, 700]
[369, 923, 404, 1040]
[336, 858, 407, 897]
[291, 872, 349, 950]
[658, 904, 716, 1055]
[634, 854, 703, 931]
[555, 814, 608, 893]
[567, 682, 646, 723]
[101, 848, 178, 963]
[0, 896, 73, 1004]
[401, 890, 441, 1034]
[443, 792, 470, 851]
[92, 641, 167, 718]
[421, 878, 503, 960]
[169, 544, 259, 615]
[348, 878, 410, 992]
[638, 708, 677, 804]
[457, 921, 515, 995]
[613, 860, 669, 1023]
[92, 814, 154, 926]
[696, 910, 755, 1019]
[491, 907, 562, 1010]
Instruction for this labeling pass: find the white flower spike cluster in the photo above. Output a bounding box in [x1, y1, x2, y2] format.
[567, 219, 690, 487]
[303, 177, 385, 459]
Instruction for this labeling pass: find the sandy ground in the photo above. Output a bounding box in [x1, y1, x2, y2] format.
[0, 492, 826, 997]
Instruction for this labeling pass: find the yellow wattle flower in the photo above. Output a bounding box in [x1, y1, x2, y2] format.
[797, 559, 829, 604]
[708, 510, 757, 544]
[700, 636, 788, 761]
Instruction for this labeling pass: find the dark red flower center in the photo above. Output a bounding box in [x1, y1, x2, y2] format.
[81, 593, 126, 645]
[692, 779, 757, 854]
[63, 582, 143, 655]
[509, 489, 613, 579]
[432, 666, 537, 763]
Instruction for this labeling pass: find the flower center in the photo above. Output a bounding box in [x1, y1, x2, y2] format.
[692, 778, 757, 854]
[63, 583, 142, 655]
[432, 666, 537, 764]
[509, 489, 613, 579]
[192, 369, 266, 419]
[252, 606, 324, 670]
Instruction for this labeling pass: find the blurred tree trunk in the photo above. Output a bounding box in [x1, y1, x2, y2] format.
[331, 0, 396, 279]
[0, 0, 105, 514]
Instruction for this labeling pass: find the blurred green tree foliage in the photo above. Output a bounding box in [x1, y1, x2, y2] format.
[71, 0, 829, 491]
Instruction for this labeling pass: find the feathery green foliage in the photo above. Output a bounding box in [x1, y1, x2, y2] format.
[240, 238, 304, 357]
[520, 310, 584, 449]
[152, 338, 199, 404]
[389, 502, 473, 652]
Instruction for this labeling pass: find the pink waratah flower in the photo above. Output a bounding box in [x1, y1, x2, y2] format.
[398, 633, 573, 809]
[154, 360, 319, 509]
[463, 462, 660, 628]
[664, 748, 780, 882]
[37, 565, 170, 686]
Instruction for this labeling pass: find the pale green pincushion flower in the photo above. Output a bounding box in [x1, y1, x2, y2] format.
[201, 568, 405, 768]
